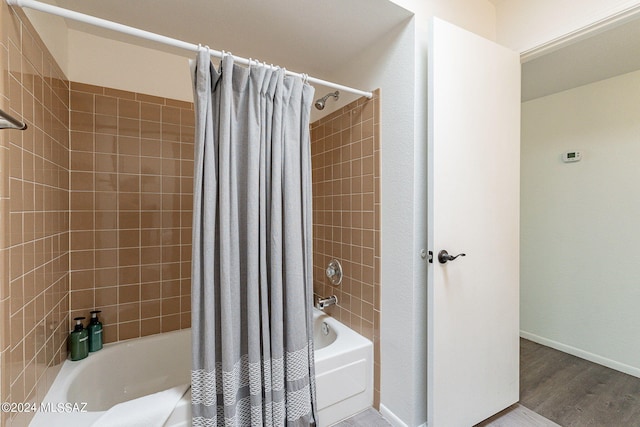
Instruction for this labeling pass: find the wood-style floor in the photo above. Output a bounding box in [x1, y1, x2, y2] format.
[339, 338, 640, 426]
[519, 338, 640, 427]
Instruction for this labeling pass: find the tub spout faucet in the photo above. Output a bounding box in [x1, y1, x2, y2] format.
[316, 295, 338, 310]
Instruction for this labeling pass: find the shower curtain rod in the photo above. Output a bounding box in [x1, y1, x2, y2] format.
[7, 0, 374, 99]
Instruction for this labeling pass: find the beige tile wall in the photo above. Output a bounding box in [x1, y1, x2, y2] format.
[68, 83, 194, 344]
[0, 4, 71, 426]
[310, 89, 381, 408]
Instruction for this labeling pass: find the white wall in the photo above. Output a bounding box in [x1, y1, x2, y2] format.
[394, 0, 496, 41]
[521, 69, 640, 377]
[494, 0, 640, 53]
[321, 1, 498, 425]
[24, 8, 68, 75]
[67, 29, 193, 101]
[23, 8, 194, 101]
[323, 17, 419, 426]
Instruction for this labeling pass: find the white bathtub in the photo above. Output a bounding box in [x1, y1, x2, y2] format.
[30, 309, 372, 427]
[313, 310, 374, 426]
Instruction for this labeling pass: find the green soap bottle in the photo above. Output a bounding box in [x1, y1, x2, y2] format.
[88, 310, 103, 352]
[69, 317, 88, 361]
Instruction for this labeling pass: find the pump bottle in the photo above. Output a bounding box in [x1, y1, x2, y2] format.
[69, 317, 88, 361]
[88, 310, 103, 352]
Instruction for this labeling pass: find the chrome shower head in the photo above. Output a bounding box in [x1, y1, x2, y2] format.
[314, 91, 340, 110]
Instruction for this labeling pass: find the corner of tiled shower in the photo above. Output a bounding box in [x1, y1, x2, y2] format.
[0, 4, 195, 425]
[1, 3, 71, 425]
[1, 2, 383, 423]
[310, 89, 381, 408]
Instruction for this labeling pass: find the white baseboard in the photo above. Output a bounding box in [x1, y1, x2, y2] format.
[379, 404, 408, 427]
[520, 330, 640, 379]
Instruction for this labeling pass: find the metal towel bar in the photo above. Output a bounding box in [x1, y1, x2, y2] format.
[0, 108, 27, 130]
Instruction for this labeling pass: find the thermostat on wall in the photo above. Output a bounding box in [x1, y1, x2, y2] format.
[562, 151, 582, 163]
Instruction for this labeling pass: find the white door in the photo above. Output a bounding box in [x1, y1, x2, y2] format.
[427, 17, 521, 427]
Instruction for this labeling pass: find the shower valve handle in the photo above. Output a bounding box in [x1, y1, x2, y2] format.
[325, 259, 343, 285]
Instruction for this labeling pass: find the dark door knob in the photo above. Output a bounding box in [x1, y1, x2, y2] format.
[438, 250, 466, 264]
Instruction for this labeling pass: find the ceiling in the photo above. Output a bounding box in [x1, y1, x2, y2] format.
[522, 14, 640, 101]
[40, 0, 640, 105]
[50, 0, 413, 79]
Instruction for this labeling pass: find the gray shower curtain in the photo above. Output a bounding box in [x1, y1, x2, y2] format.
[190, 47, 318, 427]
